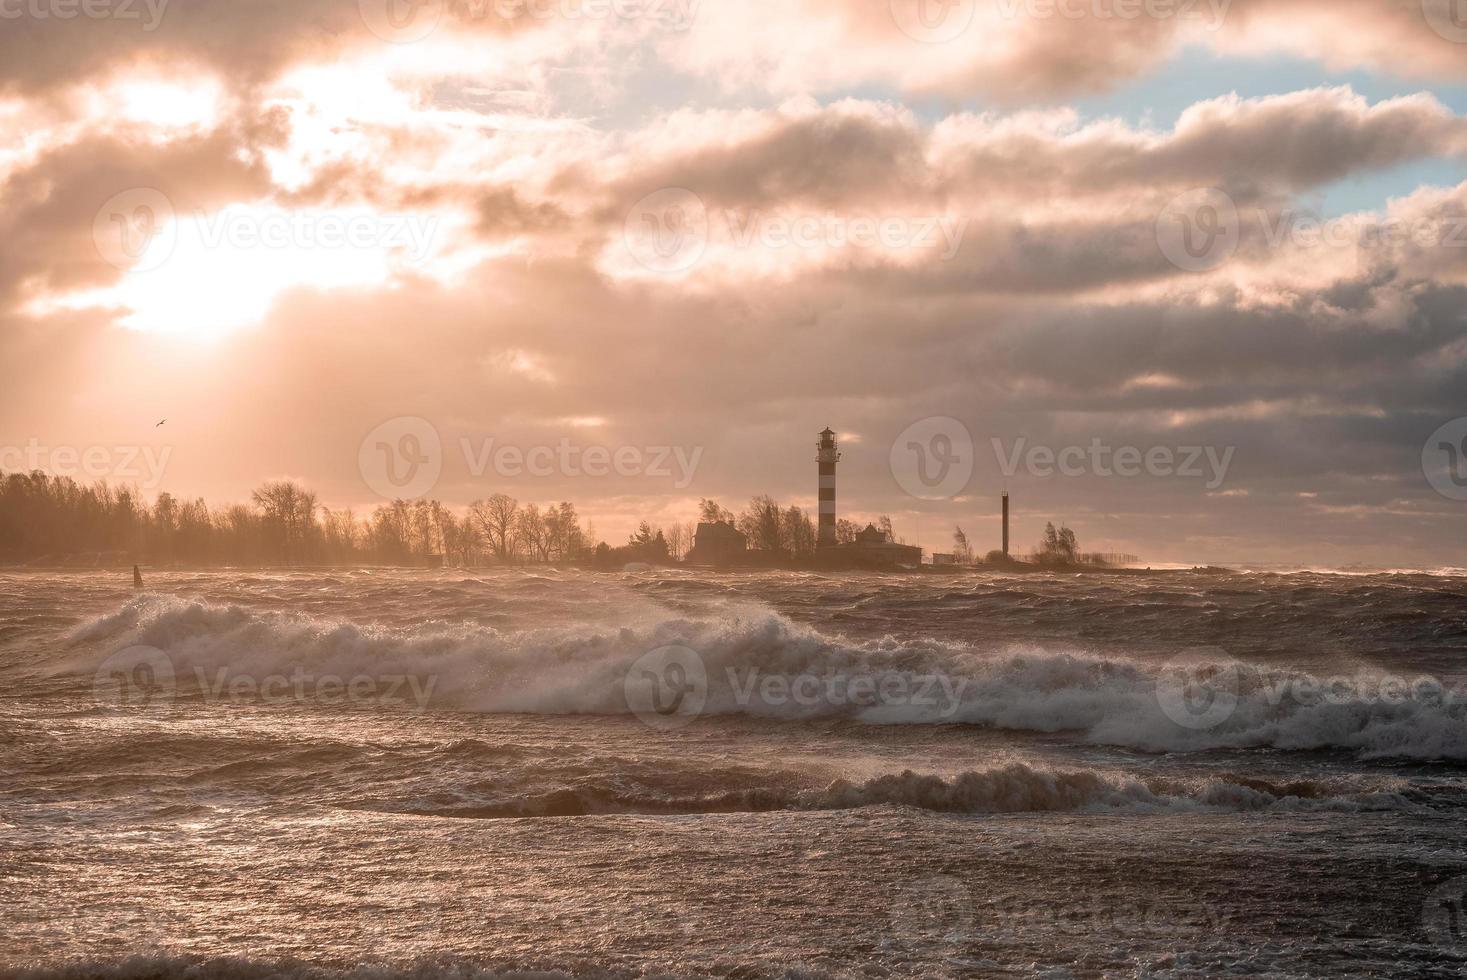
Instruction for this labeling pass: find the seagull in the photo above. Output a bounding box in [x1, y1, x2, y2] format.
[155, 419, 166, 427]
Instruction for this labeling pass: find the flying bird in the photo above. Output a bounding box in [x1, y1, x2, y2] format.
[155, 419, 166, 427]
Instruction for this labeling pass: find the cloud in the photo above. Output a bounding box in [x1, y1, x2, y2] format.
[2, 0, 1466, 564]
[663, 0, 1467, 102]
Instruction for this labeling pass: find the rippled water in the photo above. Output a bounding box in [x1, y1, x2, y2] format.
[3, 567, 1467, 978]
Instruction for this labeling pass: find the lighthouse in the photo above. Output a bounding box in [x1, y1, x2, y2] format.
[1002, 490, 1010, 557]
[817, 427, 840, 547]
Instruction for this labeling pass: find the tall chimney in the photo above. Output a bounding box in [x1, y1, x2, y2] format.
[817, 428, 840, 548]
[1002, 491, 1010, 557]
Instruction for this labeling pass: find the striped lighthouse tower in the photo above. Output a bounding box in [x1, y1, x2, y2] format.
[817, 427, 840, 548]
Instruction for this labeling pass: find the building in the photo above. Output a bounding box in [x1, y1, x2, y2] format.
[845, 523, 923, 566]
[816, 427, 840, 548]
[931, 553, 957, 566]
[684, 521, 747, 566]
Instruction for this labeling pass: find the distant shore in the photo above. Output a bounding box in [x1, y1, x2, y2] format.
[0, 559, 1232, 576]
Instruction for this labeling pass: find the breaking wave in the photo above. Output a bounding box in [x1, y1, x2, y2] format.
[371, 762, 1412, 820]
[62, 595, 1467, 761]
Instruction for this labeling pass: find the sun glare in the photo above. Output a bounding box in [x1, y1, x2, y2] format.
[62, 202, 463, 339]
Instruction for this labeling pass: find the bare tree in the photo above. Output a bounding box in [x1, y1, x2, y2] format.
[411, 499, 435, 555]
[251, 481, 318, 563]
[556, 502, 584, 559]
[458, 515, 481, 565]
[540, 501, 582, 561]
[470, 493, 520, 563]
[517, 504, 552, 562]
[320, 507, 361, 561]
[665, 523, 687, 561]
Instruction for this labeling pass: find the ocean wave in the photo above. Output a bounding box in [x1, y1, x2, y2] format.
[373, 763, 1411, 820]
[63, 596, 1467, 761]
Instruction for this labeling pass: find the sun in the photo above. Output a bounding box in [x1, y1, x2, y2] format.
[58, 202, 463, 340]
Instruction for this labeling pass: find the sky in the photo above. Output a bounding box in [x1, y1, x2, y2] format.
[1, 0, 1466, 566]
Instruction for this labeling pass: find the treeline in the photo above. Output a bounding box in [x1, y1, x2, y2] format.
[696, 497, 904, 557]
[0, 471, 598, 567]
[0, 470, 912, 568]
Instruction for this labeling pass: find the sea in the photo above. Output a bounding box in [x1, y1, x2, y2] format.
[2, 567, 1467, 978]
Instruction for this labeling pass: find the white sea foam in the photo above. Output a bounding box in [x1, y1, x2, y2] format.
[65, 596, 1467, 761]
